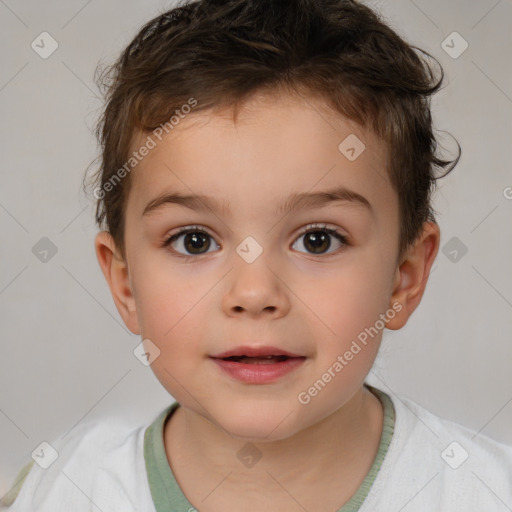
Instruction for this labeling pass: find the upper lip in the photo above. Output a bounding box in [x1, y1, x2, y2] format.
[210, 345, 304, 359]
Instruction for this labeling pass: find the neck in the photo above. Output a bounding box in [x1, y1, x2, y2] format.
[163, 385, 384, 508]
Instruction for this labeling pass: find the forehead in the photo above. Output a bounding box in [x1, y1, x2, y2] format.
[126, 92, 395, 222]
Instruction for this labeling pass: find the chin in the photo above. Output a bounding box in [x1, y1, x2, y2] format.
[212, 404, 304, 443]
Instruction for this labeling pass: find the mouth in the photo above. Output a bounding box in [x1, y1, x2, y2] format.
[218, 355, 295, 364]
[209, 345, 306, 383]
[210, 345, 304, 360]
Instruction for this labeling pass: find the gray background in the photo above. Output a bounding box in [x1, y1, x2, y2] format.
[1, 0, 511, 495]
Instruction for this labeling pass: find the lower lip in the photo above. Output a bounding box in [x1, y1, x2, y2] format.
[210, 357, 306, 384]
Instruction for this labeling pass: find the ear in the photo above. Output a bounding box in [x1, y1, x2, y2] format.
[94, 231, 140, 335]
[386, 221, 440, 330]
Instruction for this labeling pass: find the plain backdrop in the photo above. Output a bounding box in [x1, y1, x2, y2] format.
[1, 0, 511, 494]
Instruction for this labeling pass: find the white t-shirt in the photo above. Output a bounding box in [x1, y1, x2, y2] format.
[2, 384, 512, 511]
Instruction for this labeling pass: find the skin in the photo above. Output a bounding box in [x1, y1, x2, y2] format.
[95, 90, 440, 511]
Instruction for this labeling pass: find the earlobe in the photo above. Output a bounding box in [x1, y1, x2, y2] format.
[94, 231, 140, 335]
[386, 221, 440, 330]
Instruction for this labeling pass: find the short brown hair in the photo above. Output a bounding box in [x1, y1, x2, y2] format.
[84, 0, 460, 263]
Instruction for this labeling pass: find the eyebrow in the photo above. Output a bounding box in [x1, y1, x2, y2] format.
[142, 185, 374, 219]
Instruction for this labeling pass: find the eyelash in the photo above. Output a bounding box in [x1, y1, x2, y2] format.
[162, 223, 349, 260]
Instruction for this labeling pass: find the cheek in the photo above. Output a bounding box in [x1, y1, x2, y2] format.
[132, 260, 222, 355]
[300, 258, 391, 340]
[139, 299, 208, 361]
[132, 258, 205, 336]
[135, 273, 210, 396]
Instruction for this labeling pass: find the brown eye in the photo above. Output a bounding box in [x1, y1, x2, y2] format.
[164, 227, 219, 256]
[292, 225, 348, 255]
[302, 230, 331, 254]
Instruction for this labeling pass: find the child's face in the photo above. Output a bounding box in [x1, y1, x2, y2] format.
[105, 92, 407, 440]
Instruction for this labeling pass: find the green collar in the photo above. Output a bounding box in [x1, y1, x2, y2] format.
[144, 384, 395, 511]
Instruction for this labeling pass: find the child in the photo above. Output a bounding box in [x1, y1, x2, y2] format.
[2, 0, 511, 510]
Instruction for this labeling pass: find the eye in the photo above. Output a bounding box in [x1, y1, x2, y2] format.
[163, 225, 219, 257]
[163, 223, 349, 259]
[291, 223, 349, 255]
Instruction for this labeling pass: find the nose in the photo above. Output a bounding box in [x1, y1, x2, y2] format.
[221, 255, 290, 319]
